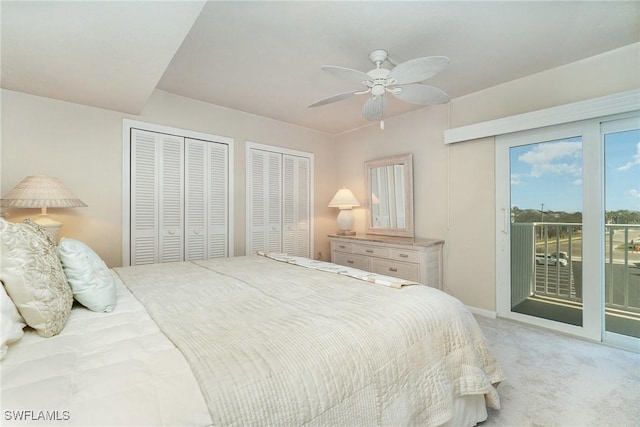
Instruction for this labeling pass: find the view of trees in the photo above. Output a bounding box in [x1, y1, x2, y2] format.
[511, 207, 640, 225]
[605, 210, 640, 225]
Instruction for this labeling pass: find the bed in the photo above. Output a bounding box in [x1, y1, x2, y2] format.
[1, 220, 504, 427]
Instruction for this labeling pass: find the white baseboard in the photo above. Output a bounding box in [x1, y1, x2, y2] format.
[466, 305, 497, 319]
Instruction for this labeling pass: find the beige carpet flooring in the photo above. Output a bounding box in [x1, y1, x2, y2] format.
[475, 315, 640, 427]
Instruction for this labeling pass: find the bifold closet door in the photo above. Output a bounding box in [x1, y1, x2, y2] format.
[247, 147, 311, 257]
[247, 149, 282, 254]
[185, 138, 229, 260]
[131, 129, 184, 265]
[282, 154, 310, 258]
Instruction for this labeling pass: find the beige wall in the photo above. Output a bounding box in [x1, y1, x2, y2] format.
[335, 42, 640, 312]
[333, 105, 450, 240]
[1, 89, 337, 267]
[334, 104, 497, 309]
[2, 43, 638, 312]
[451, 43, 640, 128]
[1, 91, 125, 267]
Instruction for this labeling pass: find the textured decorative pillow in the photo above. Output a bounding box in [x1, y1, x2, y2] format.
[57, 238, 116, 312]
[0, 284, 26, 360]
[0, 218, 73, 337]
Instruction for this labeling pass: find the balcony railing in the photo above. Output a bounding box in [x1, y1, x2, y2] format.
[511, 222, 640, 315]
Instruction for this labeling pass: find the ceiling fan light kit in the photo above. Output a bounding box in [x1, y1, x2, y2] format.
[309, 49, 451, 127]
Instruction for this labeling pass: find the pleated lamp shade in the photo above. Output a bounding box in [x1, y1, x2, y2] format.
[1, 175, 87, 239]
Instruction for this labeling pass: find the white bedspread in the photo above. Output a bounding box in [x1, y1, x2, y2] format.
[114, 256, 504, 427]
[0, 272, 212, 427]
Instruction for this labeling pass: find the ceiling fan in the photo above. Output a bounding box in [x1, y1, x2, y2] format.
[309, 49, 450, 127]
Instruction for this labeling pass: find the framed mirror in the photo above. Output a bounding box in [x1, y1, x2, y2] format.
[364, 153, 414, 237]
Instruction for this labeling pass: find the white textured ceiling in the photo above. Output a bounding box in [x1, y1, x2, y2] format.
[2, 1, 639, 134]
[1, 1, 206, 114]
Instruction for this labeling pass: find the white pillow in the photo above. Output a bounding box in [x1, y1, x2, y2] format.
[0, 284, 26, 360]
[57, 238, 117, 313]
[0, 218, 73, 337]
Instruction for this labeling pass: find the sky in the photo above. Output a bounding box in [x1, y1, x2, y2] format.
[510, 129, 640, 213]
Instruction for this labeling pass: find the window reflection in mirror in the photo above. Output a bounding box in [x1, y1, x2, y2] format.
[365, 154, 414, 237]
[370, 165, 406, 228]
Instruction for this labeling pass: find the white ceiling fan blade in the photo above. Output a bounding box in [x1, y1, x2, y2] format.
[362, 95, 387, 121]
[322, 66, 371, 85]
[388, 56, 450, 85]
[392, 84, 450, 105]
[308, 90, 363, 108]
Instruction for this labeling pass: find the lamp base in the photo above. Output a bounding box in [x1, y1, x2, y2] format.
[336, 209, 355, 236]
[33, 214, 62, 240]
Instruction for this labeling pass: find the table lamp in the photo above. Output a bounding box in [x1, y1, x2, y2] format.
[328, 187, 360, 236]
[1, 175, 87, 239]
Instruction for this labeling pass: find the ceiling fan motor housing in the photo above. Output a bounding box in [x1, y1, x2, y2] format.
[367, 68, 391, 96]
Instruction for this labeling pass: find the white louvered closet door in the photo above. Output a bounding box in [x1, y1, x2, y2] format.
[282, 155, 310, 258]
[247, 149, 282, 254]
[185, 138, 229, 260]
[207, 141, 229, 258]
[247, 145, 312, 258]
[131, 129, 184, 265]
[131, 129, 158, 265]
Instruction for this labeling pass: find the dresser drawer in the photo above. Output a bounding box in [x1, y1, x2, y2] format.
[353, 244, 389, 258]
[388, 248, 421, 263]
[329, 235, 444, 290]
[371, 259, 420, 282]
[333, 252, 370, 271]
[332, 241, 353, 253]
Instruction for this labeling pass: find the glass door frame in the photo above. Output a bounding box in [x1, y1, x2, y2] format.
[496, 120, 601, 341]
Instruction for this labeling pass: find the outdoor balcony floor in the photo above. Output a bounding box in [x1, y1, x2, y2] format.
[513, 296, 640, 338]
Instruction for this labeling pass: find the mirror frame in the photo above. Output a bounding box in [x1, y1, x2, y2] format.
[364, 153, 414, 237]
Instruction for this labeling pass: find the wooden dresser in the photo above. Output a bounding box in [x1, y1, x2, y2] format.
[329, 234, 444, 289]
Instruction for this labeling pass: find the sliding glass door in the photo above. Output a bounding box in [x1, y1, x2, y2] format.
[497, 114, 639, 350]
[508, 135, 584, 327]
[603, 118, 640, 342]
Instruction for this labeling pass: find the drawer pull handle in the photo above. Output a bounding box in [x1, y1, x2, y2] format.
[389, 267, 398, 272]
[399, 254, 409, 258]
[339, 245, 346, 249]
[347, 260, 354, 264]
[366, 249, 374, 253]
